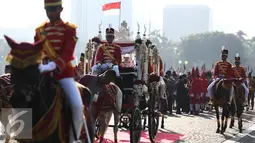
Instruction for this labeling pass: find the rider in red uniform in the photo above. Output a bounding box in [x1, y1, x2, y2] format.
[34, 0, 84, 142]
[207, 46, 233, 102]
[92, 28, 122, 76]
[232, 53, 248, 104]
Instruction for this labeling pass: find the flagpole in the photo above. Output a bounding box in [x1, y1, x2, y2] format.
[119, 2, 122, 28]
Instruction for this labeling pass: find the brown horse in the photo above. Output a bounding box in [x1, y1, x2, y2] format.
[4, 35, 94, 143]
[79, 71, 123, 143]
[229, 78, 245, 133]
[211, 79, 233, 134]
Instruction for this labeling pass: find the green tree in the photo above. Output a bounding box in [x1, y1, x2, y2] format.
[179, 31, 245, 68]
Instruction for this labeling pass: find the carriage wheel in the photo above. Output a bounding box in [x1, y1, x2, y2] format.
[95, 118, 100, 139]
[130, 107, 142, 143]
[148, 91, 159, 143]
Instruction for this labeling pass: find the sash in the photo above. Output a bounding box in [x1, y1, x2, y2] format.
[233, 68, 241, 78]
[217, 63, 227, 75]
[101, 45, 116, 61]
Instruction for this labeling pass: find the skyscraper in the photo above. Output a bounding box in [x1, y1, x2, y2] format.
[163, 5, 212, 41]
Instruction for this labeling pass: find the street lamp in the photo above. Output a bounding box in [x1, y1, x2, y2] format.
[178, 60, 182, 64]
[184, 61, 188, 65]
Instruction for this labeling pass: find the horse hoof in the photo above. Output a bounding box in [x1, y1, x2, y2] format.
[229, 125, 233, 128]
[220, 130, 224, 134]
[216, 129, 220, 133]
[161, 125, 164, 129]
[239, 129, 242, 133]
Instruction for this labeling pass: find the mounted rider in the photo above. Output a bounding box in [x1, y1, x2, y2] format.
[91, 27, 122, 76]
[34, 0, 84, 142]
[232, 53, 249, 103]
[207, 46, 234, 102]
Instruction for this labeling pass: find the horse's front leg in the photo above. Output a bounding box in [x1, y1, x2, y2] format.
[113, 112, 120, 143]
[229, 104, 235, 128]
[99, 112, 112, 143]
[237, 107, 243, 133]
[221, 106, 229, 134]
[161, 114, 165, 129]
[215, 106, 221, 133]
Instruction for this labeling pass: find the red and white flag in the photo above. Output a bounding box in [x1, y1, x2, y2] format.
[102, 2, 121, 16]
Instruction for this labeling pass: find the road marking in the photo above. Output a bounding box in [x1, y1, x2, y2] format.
[222, 124, 255, 143]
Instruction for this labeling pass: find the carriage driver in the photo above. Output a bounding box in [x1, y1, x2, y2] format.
[232, 53, 249, 103]
[92, 27, 122, 76]
[207, 46, 234, 101]
[34, 0, 84, 142]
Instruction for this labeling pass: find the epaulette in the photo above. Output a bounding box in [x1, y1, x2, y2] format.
[112, 43, 121, 48]
[35, 22, 47, 30]
[65, 22, 77, 29]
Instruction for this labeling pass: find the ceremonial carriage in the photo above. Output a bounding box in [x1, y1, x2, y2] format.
[83, 22, 161, 143]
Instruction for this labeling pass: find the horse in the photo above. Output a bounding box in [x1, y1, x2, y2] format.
[4, 35, 94, 143]
[229, 78, 245, 133]
[247, 77, 255, 111]
[79, 70, 123, 143]
[211, 78, 233, 134]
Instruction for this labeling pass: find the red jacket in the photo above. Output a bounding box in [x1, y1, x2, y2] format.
[94, 43, 122, 66]
[189, 77, 201, 94]
[214, 61, 232, 79]
[232, 66, 246, 82]
[200, 77, 208, 93]
[35, 20, 77, 80]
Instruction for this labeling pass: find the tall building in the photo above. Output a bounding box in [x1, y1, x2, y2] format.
[163, 5, 212, 41]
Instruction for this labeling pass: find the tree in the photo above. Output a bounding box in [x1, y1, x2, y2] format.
[179, 31, 245, 68]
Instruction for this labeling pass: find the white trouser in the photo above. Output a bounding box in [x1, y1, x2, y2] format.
[59, 78, 84, 143]
[207, 78, 221, 98]
[241, 83, 249, 97]
[91, 63, 120, 76]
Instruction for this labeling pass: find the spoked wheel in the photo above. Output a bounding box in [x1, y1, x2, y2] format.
[148, 91, 159, 143]
[130, 107, 142, 143]
[95, 118, 100, 139]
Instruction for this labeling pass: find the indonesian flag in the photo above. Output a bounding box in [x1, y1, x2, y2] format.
[102, 2, 121, 16]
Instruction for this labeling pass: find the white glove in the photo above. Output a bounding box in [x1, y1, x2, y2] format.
[190, 94, 194, 97]
[108, 63, 113, 68]
[39, 62, 57, 73]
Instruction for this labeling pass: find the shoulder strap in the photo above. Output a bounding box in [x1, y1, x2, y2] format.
[101, 45, 116, 61]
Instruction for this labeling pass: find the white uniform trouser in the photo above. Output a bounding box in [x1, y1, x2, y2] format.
[207, 78, 221, 98]
[207, 78, 234, 102]
[59, 78, 84, 143]
[91, 63, 120, 76]
[241, 83, 249, 97]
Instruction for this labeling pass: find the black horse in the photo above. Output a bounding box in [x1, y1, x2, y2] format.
[4, 35, 94, 143]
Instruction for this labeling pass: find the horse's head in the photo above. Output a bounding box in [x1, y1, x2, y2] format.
[4, 35, 45, 104]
